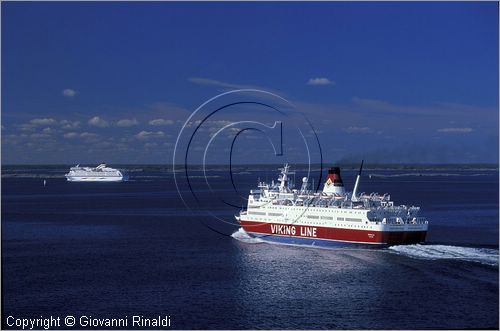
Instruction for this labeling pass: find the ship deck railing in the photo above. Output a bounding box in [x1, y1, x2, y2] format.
[378, 217, 428, 225]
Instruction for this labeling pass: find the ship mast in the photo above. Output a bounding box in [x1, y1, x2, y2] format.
[351, 160, 364, 202]
[278, 163, 294, 193]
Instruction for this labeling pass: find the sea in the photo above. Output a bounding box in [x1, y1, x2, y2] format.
[2, 164, 498, 329]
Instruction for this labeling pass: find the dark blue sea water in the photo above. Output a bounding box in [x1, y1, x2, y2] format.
[2, 165, 499, 329]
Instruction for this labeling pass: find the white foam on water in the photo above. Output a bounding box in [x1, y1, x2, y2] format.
[388, 244, 499, 266]
[231, 228, 264, 244]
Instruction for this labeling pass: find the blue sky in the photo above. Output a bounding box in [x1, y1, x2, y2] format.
[2, 1, 498, 164]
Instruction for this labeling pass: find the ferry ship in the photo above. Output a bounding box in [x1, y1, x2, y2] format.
[235, 163, 428, 247]
[65, 163, 127, 182]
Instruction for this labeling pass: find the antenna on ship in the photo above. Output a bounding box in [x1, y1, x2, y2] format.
[351, 160, 364, 202]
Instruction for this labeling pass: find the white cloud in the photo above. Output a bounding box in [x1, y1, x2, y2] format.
[60, 120, 80, 130]
[210, 120, 234, 126]
[88, 116, 109, 128]
[64, 132, 98, 140]
[80, 132, 98, 138]
[437, 127, 473, 133]
[307, 77, 335, 86]
[135, 130, 165, 140]
[79, 132, 100, 142]
[62, 89, 77, 97]
[188, 77, 250, 89]
[184, 120, 202, 128]
[30, 118, 57, 126]
[343, 126, 372, 133]
[350, 97, 497, 118]
[19, 124, 35, 132]
[42, 127, 53, 134]
[116, 118, 139, 127]
[149, 119, 174, 126]
[30, 133, 50, 139]
[63, 132, 79, 139]
[187, 77, 287, 99]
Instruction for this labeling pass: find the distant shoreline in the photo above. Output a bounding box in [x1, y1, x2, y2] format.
[1, 163, 499, 171]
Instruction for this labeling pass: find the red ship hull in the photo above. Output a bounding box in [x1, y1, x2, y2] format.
[240, 220, 427, 246]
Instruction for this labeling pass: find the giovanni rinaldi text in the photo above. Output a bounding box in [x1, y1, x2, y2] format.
[6, 315, 172, 329]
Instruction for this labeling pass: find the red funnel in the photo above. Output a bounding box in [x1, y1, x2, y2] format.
[326, 167, 344, 187]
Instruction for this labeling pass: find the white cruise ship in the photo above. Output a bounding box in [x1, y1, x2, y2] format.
[65, 163, 127, 182]
[236, 163, 428, 247]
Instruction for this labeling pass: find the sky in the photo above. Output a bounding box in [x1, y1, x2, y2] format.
[2, 1, 498, 165]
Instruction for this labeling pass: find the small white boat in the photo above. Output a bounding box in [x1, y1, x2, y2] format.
[65, 163, 127, 182]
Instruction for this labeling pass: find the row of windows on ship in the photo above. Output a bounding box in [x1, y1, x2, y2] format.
[247, 210, 363, 223]
[248, 205, 366, 215]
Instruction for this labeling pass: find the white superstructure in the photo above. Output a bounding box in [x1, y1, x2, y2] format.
[65, 163, 127, 182]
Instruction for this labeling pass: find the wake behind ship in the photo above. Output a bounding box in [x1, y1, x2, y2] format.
[236, 163, 428, 247]
[65, 163, 127, 182]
